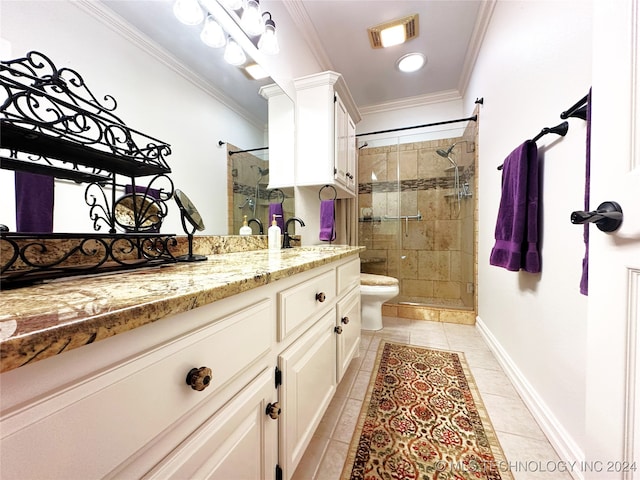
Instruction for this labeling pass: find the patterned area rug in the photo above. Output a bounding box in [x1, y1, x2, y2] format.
[341, 341, 513, 480]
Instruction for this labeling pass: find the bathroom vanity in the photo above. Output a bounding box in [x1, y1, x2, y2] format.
[0, 244, 363, 480]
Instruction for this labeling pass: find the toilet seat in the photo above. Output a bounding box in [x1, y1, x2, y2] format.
[360, 273, 399, 287]
[360, 284, 399, 295]
[360, 273, 399, 331]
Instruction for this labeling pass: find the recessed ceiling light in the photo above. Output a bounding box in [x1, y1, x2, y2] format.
[397, 53, 426, 73]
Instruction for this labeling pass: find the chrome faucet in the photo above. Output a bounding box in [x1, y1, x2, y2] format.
[282, 217, 305, 248]
[247, 218, 263, 235]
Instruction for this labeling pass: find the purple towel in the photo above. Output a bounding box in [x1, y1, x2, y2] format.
[15, 171, 54, 233]
[490, 140, 541, 273]
[319, 199, 336, 242]
[125, 184, 161, 199]
[580, 89, 592, 295]
[268, 203, 284, 231]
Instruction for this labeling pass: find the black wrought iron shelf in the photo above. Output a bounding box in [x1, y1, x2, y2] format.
[0, 51, 172, 182]
[0, 51, 178, 286]
[1, 232, 178, 289]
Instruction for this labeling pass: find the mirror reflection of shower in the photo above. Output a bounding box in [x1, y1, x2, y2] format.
[228, 143, 296, 235]
[250, 165, 269, 217]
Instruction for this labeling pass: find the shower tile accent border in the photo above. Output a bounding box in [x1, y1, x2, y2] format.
[357, 169, 475, 195]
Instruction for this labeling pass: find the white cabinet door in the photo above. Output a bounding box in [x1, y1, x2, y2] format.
[336, 286, 361, 382]
[144, 367, 278, 480]
[334, 92, 349, 188]
[278, 311, 337, 480]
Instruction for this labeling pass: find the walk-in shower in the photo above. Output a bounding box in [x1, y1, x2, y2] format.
[357, 114, 478, 321]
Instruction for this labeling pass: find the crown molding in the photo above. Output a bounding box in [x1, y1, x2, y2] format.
[359, 90, 463, 116]
[280, 0, 334, 71]
[71, 0, 264, 130]
[458, 0, 497, 97]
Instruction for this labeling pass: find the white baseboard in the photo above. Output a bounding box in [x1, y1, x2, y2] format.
[475, 315, 585, 480]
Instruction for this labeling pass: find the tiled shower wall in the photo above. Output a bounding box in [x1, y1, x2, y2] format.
[358, 137, 475, 309]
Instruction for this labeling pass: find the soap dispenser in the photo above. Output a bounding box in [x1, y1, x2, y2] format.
[268, 214, 281, 250]
[239, 215, 252, 235]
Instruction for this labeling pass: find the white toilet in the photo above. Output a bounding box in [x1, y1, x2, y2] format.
[360, 273, 399, 331]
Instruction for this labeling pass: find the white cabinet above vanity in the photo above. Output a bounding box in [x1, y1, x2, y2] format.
[263, 71, 361, 198]
[294, 71, 361, 197]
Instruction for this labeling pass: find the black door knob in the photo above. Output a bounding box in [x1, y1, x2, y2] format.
[571, 201, 623, 232]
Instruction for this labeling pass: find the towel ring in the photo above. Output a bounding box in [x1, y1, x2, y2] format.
[319, 184, 337, 201]
[268, 189, 285, 204]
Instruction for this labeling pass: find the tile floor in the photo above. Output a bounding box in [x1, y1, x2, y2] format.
[291, 316, 572, 480]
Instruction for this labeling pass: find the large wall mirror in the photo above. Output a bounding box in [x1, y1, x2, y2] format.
[94, 1, 296, 235]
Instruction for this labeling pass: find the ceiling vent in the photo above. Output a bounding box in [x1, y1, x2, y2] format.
[367, 14, 419, 49]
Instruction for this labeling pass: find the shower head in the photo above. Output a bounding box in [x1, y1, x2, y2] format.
[438, 140, 475, 158]
[436, 147, 458, 168]
[251, 165, 269, 176]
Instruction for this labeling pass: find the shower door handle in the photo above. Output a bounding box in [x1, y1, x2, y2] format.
[571, 201, 623, 232]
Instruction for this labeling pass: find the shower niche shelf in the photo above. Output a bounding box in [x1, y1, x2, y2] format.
[0, 50, 178, 287]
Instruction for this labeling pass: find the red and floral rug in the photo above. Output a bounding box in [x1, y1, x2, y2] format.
[341, 341, 513, 480]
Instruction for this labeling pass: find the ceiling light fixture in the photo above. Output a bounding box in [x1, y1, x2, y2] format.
[244, 63, 269, 80]
[258, 12, 279, 55]
[173, 0, 280, 70]
[241, 0, 264, 36]
[380, 24, 406, 48]
[397, 53, 426, 73]
[368, 14, 419, 49]
[219, 0, 243, 10]
[224, 37, 247, 66]
[173, 0, 204, 25]
[200, 15, 226, 48]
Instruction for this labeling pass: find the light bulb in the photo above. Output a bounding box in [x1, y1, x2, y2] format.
[258, 18, 279, 55]
[224, 38, 246, 66]
[200, 15, 226, 48]
[241, 0, 264, 36]
[173, 0, 204, 25]
[219, 0, 243, 10]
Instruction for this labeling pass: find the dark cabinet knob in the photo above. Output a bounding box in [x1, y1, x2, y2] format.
[334, 325, 343, 334]
[316, 292, 326, 303]
[266, 402, 281, 419]
[341, 316, 349, 325]
[186, 366, 212, 391]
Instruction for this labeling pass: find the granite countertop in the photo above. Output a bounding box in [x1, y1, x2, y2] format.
[0, 245, 364, 374]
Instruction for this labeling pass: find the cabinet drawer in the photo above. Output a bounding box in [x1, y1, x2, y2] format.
[337, 257, 360, 296]
[144, 367, 278, 480]
[278, 269, 336, 341]
[1, 299, 274, 480]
